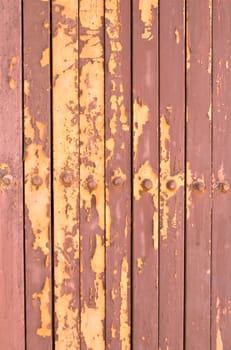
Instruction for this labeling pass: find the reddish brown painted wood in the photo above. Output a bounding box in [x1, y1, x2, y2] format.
[79, 1, 105, 348]
[159, 2, 185, 349]
[132, 1, 159, 349]
[105, 1, 131, 348]
[0, 1, 24, 349]
[24, 0, 52, 348]
[185, 1, 212, 349]
[212, 1, 231, 349]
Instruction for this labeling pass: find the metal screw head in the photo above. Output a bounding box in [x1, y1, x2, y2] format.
[31, 175, 43, 187]
[2, 174, 13, 186]
[112, 176, 124, 187]
[87, 178, 97, 192]
[61, 172, 73, 186]
[166, 179, 177, 191]
[219, 182, 229, 193]
[141, 179, 153, 191]
[193, 181, 206, 193]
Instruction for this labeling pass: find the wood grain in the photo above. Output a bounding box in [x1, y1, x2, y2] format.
[159, 1, 185, 349]
[105, 1, 131, 348]
[132, 1, 159, 349]
[0, 1, 24, 349]
[212, 1, 231, 349]
[52, 1, 80, 349]
[24, 0, 52, 348]
[79, 1, 105, 348]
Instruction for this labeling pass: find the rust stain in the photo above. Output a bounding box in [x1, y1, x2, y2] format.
[139, 0, 158, 40]
[32, 277, 51, 337]
[53, 0, 79, 348]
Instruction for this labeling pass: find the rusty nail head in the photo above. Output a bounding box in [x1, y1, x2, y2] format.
[2, 174, 13, 186]
[141, 179, 153, 191]
[32, 175, 43, 187]
[61, 172, 73, 186]
[193, 181, 206, 193]
[112, 176, 124, 187]
[166, 179, 177, 191]
[219, 182, 229, 193]
[87, 178, 97, 192]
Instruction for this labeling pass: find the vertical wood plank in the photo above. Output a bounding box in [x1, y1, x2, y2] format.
[212, 1, 231, 349]
[132, 1, 159, 349]
[24, 0, 52, 347]
[0, 1, 24, 349]
[79, 1, 105, 348]
[159, 2, 185, 349]
[105, 1, 131, 349]
[52, 1, 80, 349]
[185, 1, 212, 349]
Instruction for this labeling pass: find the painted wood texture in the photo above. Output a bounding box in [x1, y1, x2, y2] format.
[185, 1, 212, 349]
[132, 1, 159, 349]
[0, 1, 24, 349]
[2, 1, 231, 349]
[24, 0, 52, 348]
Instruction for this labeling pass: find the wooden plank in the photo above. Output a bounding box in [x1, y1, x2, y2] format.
[79, 1, 105, 348]
[105, 1, 131, 349]
[132, 1, 159, 349]
[185, 1, 212, 349]
[212, 1, 231, 349]
[0, 1, 24, 349]
[52, 1, 80, 349]
[159, 2, 185, 349]
[23, 0, 52, 347]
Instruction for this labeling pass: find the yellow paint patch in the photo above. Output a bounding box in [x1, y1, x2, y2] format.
[32, 277, 51, 337]
[24, 80, 30, 96]
[82, 235, 105, 349]
[139, 0, 158, 40]
[8, 56, 17, 89]
[120, 258, 130, 350]
[137, 258, 144, 274]
[133, 99, 150, 160]
[175, 29, 180, 44]
[40, 47, 49, 67]
[216, 297, 224, 350]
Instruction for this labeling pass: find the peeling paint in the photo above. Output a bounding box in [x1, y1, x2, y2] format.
[134, 161, 158, 250]
[133, 99, 150, 160]
[216, 297, 224, 350]
[120, 258, 130, 350]
[32, 277, 51, 337]
[160, 115, 184, 240]
[139, 0, 158, 40]
[175, 29, 180, 44]
[40, 47, 49, 67]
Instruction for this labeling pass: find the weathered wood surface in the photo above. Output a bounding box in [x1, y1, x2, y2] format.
[1, 2, 231, 349]
[23, 0, 52, 348]
[0, 1, 24, 349]
[159, 1, 185, 349]
[132, 1, 159, 349]
[105, 1, 131, 349]
[212, 1, 231, 349]
[185, 1, 212, 349]
[52, 2, 80, 349]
